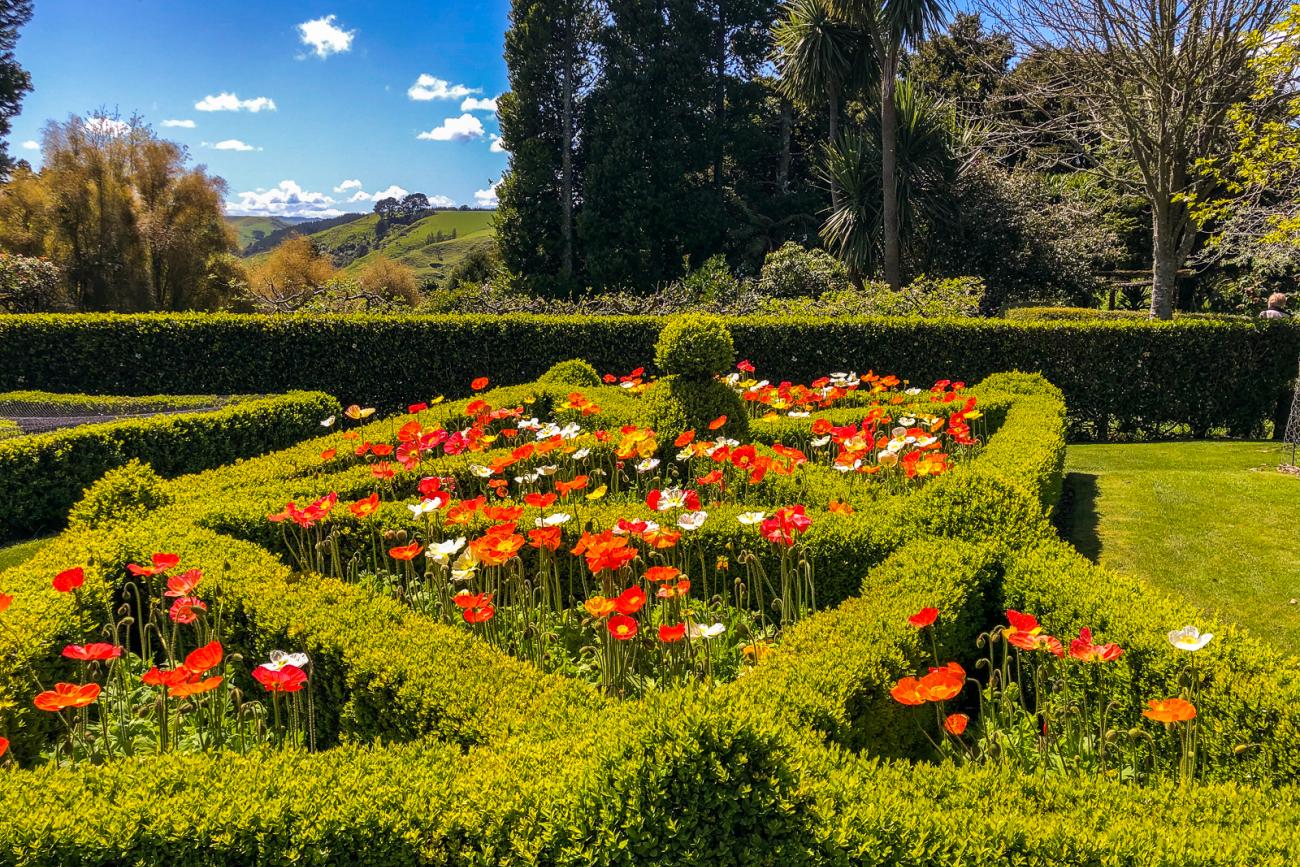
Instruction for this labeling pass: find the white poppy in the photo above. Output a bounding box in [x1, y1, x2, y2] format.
[687, 621, 726, 640]
[537, 464, 560, 476]
[904, 387, 922, 396]
[263, 650, 310, 671]
[654, 488, 690, 511]
[451, 548, 480, 582]
[738, 511, 767, 525]
[811, 435, 832, 448]
[787, 410, 810, 418]
[1168, 626, 1214, 652]
[540, 512, 572, 526]
[409, 500, 440, 517]
[877, 451, 899, 468]
[560, 423, 582, 439]
[676, 447, 696, 462]
[515, 472, 541, 485]
[677, 511, 708, 530]
[427, 537, 467, 565]
[469, 464, 493, 478]
[571, 449, 591, 461]
[637, 458, 661, 473]
[320, 416, 336, 428]
[899, 417, 916, 427]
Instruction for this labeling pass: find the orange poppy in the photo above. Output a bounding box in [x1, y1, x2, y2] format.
[321, 448, 337, 461]
[1143, 697, 1197, 723]
[0, 593, 11, 613]
[184, 640, 224, 676]
[34, 682, 100, 712]
[890, 676, 927, 706]
[142, 666, 194, 688]
[674, 429, 696, 447]
[944, 713, 969, 736]
[463, 605, 495, 624]
[169, 676, 223, 698]
[471, 376, 490, 391]
[349, 493, 381, 519]
[524, 492, 557, 508]
[555, 475, 590, 496]
[584, 595, 617, 619]
[828, 499, 855, 515]
[164, 568, 203, 598]
[389, 541, 423, 561]
[527, 526, 563, 551]
[52, 567, 85, 593]
[919, 662, 965, 702]
[708, 415, 727, 430]
[659, 623, 686, 643]
[62, 643, 122, 661]
[644, 565, 681, 583]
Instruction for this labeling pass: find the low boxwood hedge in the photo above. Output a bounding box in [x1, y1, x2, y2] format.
[0, 391, 340, 542]
[3, 365, 1299, 863]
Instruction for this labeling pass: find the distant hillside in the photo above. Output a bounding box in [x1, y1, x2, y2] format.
[242, 209, 497, 287]
[226, 216, 296, 250]
[239, 212, 369, 257]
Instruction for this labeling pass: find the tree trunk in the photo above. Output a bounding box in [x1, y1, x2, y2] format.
[1150, 204, 1179, 320]
[828, 85, 841, 212]
[778, 99, 791, 195]
[880, 65, 901, 291]
[560, 25, 575, 282]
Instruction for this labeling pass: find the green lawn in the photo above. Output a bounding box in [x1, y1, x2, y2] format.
[1059, 441, 1300, 647]
[0, 536, 50, 572]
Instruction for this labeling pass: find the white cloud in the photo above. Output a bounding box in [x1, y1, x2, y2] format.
[162, 119, 196, 128]
[21, 140, 37, 150]
[195, 92, 277, 112]
[298, 14, 355, 59]
[417, 114, 484, 142]
[350, 184, 410, 203]
[489, 133, 506, 153]
[333, 178, 363, 193]
[85, 117, 131, 137]
[474, 179, 500, 208]
[226, 180, 342, 218]
[207, 139, 259, 152]
[461, 96, 498, 112]
[407, 74, 479, 101]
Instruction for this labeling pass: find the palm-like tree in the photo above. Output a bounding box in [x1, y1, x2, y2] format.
[820, 80, 958, 281]
[829, 0, 946, 290]
[772, 0, 872, 210]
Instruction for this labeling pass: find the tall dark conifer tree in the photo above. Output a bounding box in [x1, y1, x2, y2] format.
[0, 0, 33, 178]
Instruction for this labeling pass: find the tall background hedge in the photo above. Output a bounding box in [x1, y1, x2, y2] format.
[0, 313, 1296, 438]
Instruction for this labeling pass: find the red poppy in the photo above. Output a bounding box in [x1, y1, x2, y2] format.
[408, 402, 429, 414]
[1143, 697, 1196, 723]
[737, 359, 755, 373]
[944, 713, 969, 736]
[142, 666, 195, 688]
[371, 462, 396, 480]
[168, 596, 207, 625]
[52, 567, 85, 593]
[708, 415, 727, 430]
[919, 662, 965, 702]
[659, 623, 686, 643]
[0, 737, 7, 758]
[471, 376, 490, 391]
[127, 552, 180, 577]
[1003, 609, 1041, 643]
[607, 614, 638, 640]
[890, 676, 927, 706]
[253, 664, 308, 693]
[524, 492, 557, 508]
[184, 640, 224, 676]
[1068, 627, 1124, 663]
[0, 593, 12, 613]
[389, 541, 423, 561]
[371, 444, 394, 458]
[162, 568, 203, 598]
[349, 493, 381, 519]
[908, 607, 939, 629]
[169, 676, 223, 698]
[463, 605, 496, 624]
[1008, 631, 1065, 658]
[655, 579, 690, 599]
[674, 429, 696, 447]
[527, 526, 563, 551]
[614, 586, 647, 615]
[34, 682, 100, 712]
[62, 642, 122, 661]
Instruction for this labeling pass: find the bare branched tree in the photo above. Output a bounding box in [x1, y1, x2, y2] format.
[981, 0, 1287, 318]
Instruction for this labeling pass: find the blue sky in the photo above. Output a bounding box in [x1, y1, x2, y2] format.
[12, 1, 512, 216]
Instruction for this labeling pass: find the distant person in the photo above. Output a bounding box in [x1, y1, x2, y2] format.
[1260, 293, 1290, 319]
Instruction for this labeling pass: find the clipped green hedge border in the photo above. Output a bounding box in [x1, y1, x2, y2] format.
[0, 391, 340, 542]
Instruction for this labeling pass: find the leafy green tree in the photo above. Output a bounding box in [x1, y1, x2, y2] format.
[0, 0, 32, 179]
[907, 12, 1011, 119]
[496, 0, 597, 295]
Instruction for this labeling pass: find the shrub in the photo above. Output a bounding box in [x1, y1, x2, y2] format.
[757, 242, 851, 299]
[67, 459, 171, 530]
[654, 316, 736, 378]
[641, 375, 749, 447]
[0, 253, 69, 313]
[536, 358, 602, 387]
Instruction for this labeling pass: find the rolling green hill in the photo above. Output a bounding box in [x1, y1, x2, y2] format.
[241, 209, 496, 287]
[227, 216, 294, 250]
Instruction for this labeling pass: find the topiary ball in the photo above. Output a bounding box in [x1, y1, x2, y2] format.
[641, 375, 748, 448]
[537, 358, 602, 387]
[655, 317, 736, 380]
[68, 459, 172, 530]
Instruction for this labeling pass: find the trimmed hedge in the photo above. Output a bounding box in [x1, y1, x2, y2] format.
[0, 391, 339, 542]
[0, 313, 1295, 438]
